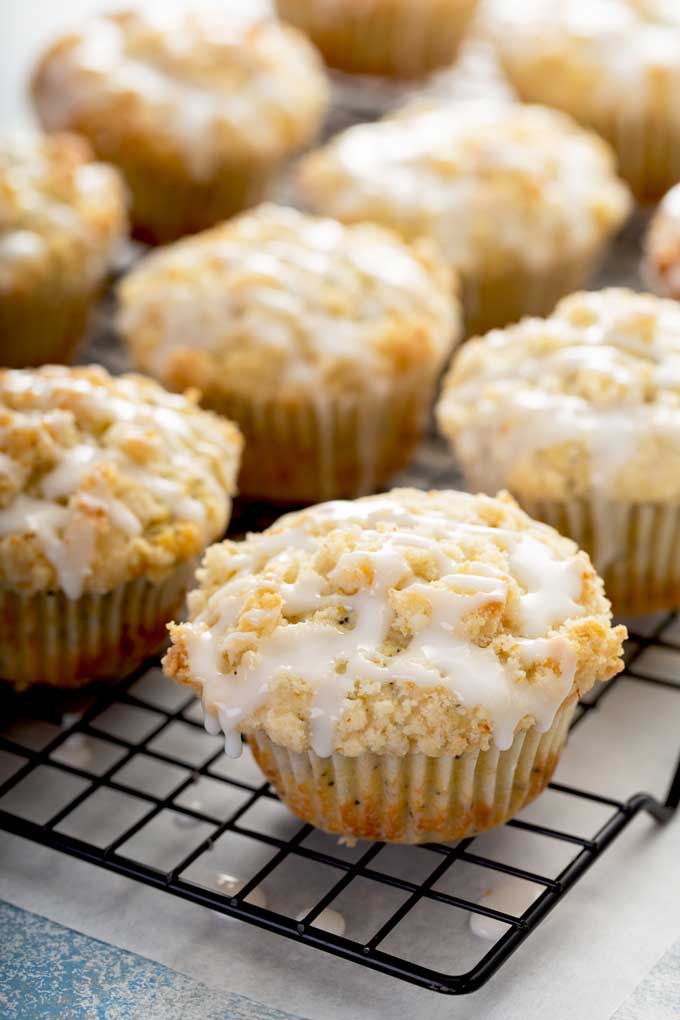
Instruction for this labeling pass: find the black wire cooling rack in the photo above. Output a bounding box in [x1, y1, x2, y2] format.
[0, 605, 678, 996]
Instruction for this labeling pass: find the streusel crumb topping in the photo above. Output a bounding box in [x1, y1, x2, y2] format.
[0, 366, 242, 597]
[32, 10, 329, 178]
[437, 288, 680, 500]
[298, 101, 630, 274]
[118, 203, 459, 397]
[0, 132, 126, 291]
[164, 489, 624, 758]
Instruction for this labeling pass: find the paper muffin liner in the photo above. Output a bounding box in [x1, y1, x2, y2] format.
[518, 497, 680, 615]
[461, 244, 606, 337]
[583, 107, 680, 203]
[0, 281, 97, 367]
[248, 696, 576, 844]
[112, 151, 276, 245]
[276, 0, 478, 80]
[0, 561, 196, 692]
[204, 376, 437, 504]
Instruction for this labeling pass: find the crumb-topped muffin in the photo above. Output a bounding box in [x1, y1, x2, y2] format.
[118, 203, 459, 503]
[276, 0, 480, 80]
[0, 365, 242, 690]
[644, 183, 680, 298]
[164, 488, 624, 843]
[0, 132, 127, 367]
[482, 0, 680, 200]
[438, 288, 680, 612]
[299, 101, 631, 335]
[32, 10, 329, 244]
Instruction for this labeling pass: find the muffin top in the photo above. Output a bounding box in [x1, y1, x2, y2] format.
[482, 0, 680, 101]
[644, 184, 680, 298]
[0, 132, 126, 291]
[164, 488, 624, 759]
[118, 204, 459, 398]
[437, 288, 680, 501]
[32, 9, 329, 178]
[298, 101, 630, 274]
[0, 366, 242, 598]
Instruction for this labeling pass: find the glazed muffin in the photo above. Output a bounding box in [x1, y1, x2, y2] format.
[643, 184, 680, 297]
[0, 133, 126, 368]
[0, 365, 242, 690]
[275, 0, 480, 80]
[164, 488, 625, 844]
[482, 0, 680, 201]
[118, 203, 459, 504]
[299, 101, 631, 336]
[437, 288, 680, 613]
[32, 10, 329, 244]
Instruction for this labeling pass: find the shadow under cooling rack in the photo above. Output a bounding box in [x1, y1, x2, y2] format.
[0, 614, 678, 996]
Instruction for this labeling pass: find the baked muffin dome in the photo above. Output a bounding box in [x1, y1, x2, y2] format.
[32, 10, 329, 243]
[0, 366, 242, 598]
[164, 488, 624, 841]
[437, 288, 680, 611]
[438, 288, 680, 502]
[482, 0, 680, 200]
[644, 184, 680, 298]
[0, 132, 127, 366]
[299, 100, 631, 334]
[118, 203, 459, 502]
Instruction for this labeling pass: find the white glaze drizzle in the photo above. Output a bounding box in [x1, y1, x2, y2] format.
[0, 369, 235, 597]
[191, 495, 584, 758]
[118, 205, 456, 392]
[440, 290, 680, 568]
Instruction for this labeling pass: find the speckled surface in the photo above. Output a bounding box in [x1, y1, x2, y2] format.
[612, 940, 680, 1020]
[0, 901, 305, 1020]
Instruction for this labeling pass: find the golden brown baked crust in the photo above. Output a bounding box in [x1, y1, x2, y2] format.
[0, 132, 126, 293]
[118, 203, 459, 399]
[0, 366, 242, 596]
[165, 488, 624, 758]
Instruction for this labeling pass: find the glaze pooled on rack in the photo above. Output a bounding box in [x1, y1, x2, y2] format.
[164, 489, 624, 759]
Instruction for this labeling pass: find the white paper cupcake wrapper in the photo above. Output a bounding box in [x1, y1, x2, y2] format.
[248, 697, 576, 844]
[276, 0, 477, 79]
[0, 561, 196, 691]
[461, 244, 606, 337]
[206, 377, 437, 504]
[519, 497, 680, 614]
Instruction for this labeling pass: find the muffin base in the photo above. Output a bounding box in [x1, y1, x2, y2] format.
[0, 563, 195, 691]
[248, 697, 576, 844]
[519, 497, 680, 615]
[0, 282, 96, 367]
[276, 0, 479, 79]
[462, 245, 606, 338]
[202, 378, 437, 504]
[114, 153, 275, 245]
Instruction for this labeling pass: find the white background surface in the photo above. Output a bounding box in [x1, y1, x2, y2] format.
[1, 3, 679, 1017]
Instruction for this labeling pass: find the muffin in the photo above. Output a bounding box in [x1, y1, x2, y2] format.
[482, 0, 680, 201]
[0, 133, 127, 368]
[275, 0, 480, 80]
[164, 488, 625, 844]
[117, 203, 459, 504]
[643, 183, 680, 297]
[32, 10, 329, 244]
[437, 288, 680, 614]
[298, 101, 631, 336]
[0, 365, 242, 691]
